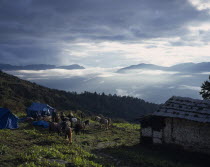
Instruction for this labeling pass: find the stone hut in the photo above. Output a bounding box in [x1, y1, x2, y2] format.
[139, 96, 210, 154]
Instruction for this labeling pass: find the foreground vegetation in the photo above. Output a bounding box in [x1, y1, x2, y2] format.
[0, 118, 209, 167]
[0, 118, 140, 167]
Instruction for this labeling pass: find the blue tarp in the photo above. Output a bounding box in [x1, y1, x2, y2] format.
[0, 108, 18, 129]
[32, 120, 49, 128]
[26, 102, 55, 117]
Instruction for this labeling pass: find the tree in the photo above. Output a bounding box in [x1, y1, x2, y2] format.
[200, 76, 210, 100]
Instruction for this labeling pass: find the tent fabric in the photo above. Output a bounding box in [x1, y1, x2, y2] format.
[26, 102, 55, 117]
[32, 120, 49, 128]
[0, 108, 18, 129]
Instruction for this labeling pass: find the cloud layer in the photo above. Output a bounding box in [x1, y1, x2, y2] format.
[0, 0, 210, 66]
[6, 67, 208, 103]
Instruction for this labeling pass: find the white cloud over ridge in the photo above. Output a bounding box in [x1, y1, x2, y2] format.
[178, 85, 201, 91]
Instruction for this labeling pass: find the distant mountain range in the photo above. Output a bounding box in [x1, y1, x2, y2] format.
[2, 62, 208, 104]
[2, 62, 209, 73]
[117, 62, 210, 73]
[0, 64, 85, 71]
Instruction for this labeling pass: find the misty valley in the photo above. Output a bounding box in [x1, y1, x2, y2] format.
[5, 62, 210, 103]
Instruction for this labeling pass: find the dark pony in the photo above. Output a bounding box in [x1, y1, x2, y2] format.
[62, 121, 73, 144]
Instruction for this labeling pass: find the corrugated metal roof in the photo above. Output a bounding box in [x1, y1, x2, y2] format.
[153, 96, 210, 123]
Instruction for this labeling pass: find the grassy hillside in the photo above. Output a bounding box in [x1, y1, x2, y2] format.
[0, 117, 140, 167]
[0, 70, 158, 120]
[0, 119, 209, 167]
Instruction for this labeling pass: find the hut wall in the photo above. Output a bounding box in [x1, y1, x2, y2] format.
[153, 130, 163, 144]
[163, 118, 210, 154]
[141, 127, 163, 144]
[141, 127, 152, 137]
[163, 118, 172, 143]
[141, 127, 153, 144]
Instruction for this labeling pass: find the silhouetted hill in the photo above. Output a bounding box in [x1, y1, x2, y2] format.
[0, 70, 158, 120]
[57, 64, 85, 70]
[169, 62, 210, 72]
[0, 64, 85, 70]
[117, 63, 166, 72]
[117, 62, 210, 73]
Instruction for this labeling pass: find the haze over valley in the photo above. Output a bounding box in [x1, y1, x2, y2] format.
[3, 62, 210, 103]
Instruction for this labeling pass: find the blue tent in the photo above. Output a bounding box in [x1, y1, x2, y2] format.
[26, 102, 55, 117]
[0, 108, 18, 129]
[33, 120, 49, 128]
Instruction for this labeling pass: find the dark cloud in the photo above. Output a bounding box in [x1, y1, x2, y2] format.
[0, 42, 61, 65]
[0, 0, 209, 65]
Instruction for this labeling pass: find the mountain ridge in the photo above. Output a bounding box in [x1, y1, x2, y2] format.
[0, 64, 85, 71]
[117, 62, 210, 73]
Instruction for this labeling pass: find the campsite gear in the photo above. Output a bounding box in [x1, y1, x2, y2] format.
[26, 102, 56, 118]
[0, 108, 18, 129]
[33, 120, 49, 128]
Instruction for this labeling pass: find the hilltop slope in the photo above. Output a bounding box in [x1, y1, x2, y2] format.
[0, 70, 158, 120]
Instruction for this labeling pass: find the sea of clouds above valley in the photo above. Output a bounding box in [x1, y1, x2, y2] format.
[5, 67, 208, 104]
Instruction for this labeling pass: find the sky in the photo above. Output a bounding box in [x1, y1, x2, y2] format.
[1, 0, 210, 67]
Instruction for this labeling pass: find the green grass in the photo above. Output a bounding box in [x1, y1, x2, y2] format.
[112, 122, 140, 130]
[0, 119, 209, 167]
[15, 112, 26, 118]
[0, 120, 139, 167]
[18, 144, 102, 167]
